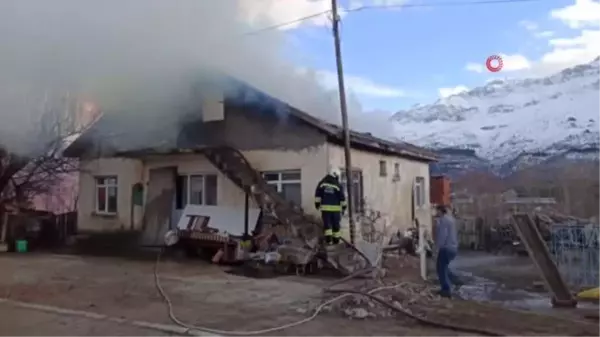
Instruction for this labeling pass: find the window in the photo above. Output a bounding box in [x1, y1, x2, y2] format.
[175, 174, 218, 209]
[340, 169, 364, 214]
[379, 160, 387, 177]
[393, 163, 400, 181]
[414, 176, 426, 208]
[95, 176, 118, 214]
[262, 170, 302, 206]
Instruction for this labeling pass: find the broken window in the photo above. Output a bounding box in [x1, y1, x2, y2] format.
[95, 176, 118, 214]
[414, 176, 426, 208]
[262, 170, 302, 206]
[175, 174, 218, 209]
[340, 169, 364, 214]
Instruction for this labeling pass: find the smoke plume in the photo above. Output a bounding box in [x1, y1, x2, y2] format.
[0, 0, 397, 154]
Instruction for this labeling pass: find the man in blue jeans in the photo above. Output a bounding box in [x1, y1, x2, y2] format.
[434, 204, 459, 298]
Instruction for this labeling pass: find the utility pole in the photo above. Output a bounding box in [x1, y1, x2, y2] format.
[331, 0, 356, 244]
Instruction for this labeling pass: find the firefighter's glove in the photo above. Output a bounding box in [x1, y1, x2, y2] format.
[314, 203, 321, 210]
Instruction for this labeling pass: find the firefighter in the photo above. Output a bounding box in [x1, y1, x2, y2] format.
[314, 169, 347, 244]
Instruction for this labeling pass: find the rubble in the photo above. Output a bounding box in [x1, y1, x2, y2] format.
[343, 307, 371, 319]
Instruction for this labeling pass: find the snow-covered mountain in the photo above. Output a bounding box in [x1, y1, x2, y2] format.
[392, 58, 600, 176]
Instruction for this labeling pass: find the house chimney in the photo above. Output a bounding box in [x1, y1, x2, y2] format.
[201, 88, 224, 122]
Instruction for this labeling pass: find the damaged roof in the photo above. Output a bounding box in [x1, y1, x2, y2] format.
[64, 77, 437, 162]
[283, 105, 437, 162]
[220, 78, 437, 162]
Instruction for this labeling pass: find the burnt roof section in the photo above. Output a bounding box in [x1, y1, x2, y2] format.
[287, 107, 437, 162]
[64, 76, 437, 162]
[218, 76, 437, 162]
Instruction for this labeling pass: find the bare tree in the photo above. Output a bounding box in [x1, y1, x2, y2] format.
[0, 94, 89, 211]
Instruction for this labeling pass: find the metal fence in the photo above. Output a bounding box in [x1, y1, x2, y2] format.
[549, 223, 600, 290]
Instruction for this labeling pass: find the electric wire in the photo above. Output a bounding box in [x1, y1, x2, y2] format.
[241, 11, 331, 36]
[240, 0, 553, 36]
[349, 0, 548, 12]
[149, 1, 554, 334]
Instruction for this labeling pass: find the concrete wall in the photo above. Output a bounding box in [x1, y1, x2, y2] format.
[143, 145, 329, 214]
[327, 145, 432, 241]
[76, 142, 432, 238]
[78, 158, 144, 232]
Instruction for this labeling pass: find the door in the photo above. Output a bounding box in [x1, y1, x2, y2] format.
[140, 167, 176, 246]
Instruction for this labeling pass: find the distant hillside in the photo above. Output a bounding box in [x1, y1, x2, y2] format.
[392, 58, 600, 177]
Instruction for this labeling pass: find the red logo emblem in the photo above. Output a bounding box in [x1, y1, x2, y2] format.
[486, 55, 503, 72]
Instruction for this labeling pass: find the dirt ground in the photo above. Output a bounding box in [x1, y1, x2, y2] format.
[0, 304, 165, 336]
[0, 252, 597, 336]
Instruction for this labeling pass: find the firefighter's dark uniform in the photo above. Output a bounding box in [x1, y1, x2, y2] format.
[314, 174, 347, 244]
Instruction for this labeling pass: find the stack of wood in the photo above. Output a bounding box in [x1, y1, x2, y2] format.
[535, 210, 596, 225]
[531, 210, 599, 246]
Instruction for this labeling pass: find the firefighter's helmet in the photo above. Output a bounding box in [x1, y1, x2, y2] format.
[329, 168, 341, 179]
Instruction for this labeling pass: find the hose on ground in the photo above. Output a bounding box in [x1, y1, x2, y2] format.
[154, 249, 373, 336]
[154, 249, 507, 336]
[325, 288, 503, 336]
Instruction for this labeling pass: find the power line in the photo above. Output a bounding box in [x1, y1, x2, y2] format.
[350, 0, 547, 11]
[241, 0, 549, 36]
[242, 10, 330, 36]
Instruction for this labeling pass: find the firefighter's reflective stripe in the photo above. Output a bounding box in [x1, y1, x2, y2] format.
[319, 183, 340, 190]
[314, 197, 322, 202]
[324, 229, 333, 236]
[320, 204, 342, 212]
[332, 231, 342, 238]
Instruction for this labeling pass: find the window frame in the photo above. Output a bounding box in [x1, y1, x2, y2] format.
[393, 163, 400, 178]
[95, 176, 118, 214]
[261, 170, 302, 205]
[379, 160, 387, 177]
[176, 173, 218, 209]
[414, 176, 426, 208]
[339, 168, 365, 215]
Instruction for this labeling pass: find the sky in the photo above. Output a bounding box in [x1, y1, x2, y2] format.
[0, 0, 597, 153]
[261, 0, 600, 111]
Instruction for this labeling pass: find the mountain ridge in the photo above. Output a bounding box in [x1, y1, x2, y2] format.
[392, 58, 600, 176]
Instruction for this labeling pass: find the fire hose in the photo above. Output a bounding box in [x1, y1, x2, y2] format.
[153, 248, 505, 336]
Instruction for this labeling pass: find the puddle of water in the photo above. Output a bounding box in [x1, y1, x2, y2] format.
[454, 271, 599, 312]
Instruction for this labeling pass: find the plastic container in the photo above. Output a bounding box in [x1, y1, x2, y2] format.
[16, 240, 28, 253]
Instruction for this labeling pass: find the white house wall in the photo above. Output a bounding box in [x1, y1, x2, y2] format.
[78, 157, 144, 232]
[76, 143, 432, 239]
[142, 145, 329, 216]
[327, 144, 432, 242]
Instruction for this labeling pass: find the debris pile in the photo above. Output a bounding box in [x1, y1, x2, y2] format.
[331, 283, 441, 320]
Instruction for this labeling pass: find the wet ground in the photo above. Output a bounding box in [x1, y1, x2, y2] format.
[0, 251, 597, 336]
[450, 251, 599, 314]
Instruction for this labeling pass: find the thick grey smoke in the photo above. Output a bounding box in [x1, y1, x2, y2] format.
[0, 0, 397, 154]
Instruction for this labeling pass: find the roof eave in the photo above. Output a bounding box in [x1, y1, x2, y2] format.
[326, 135, 438, 163]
